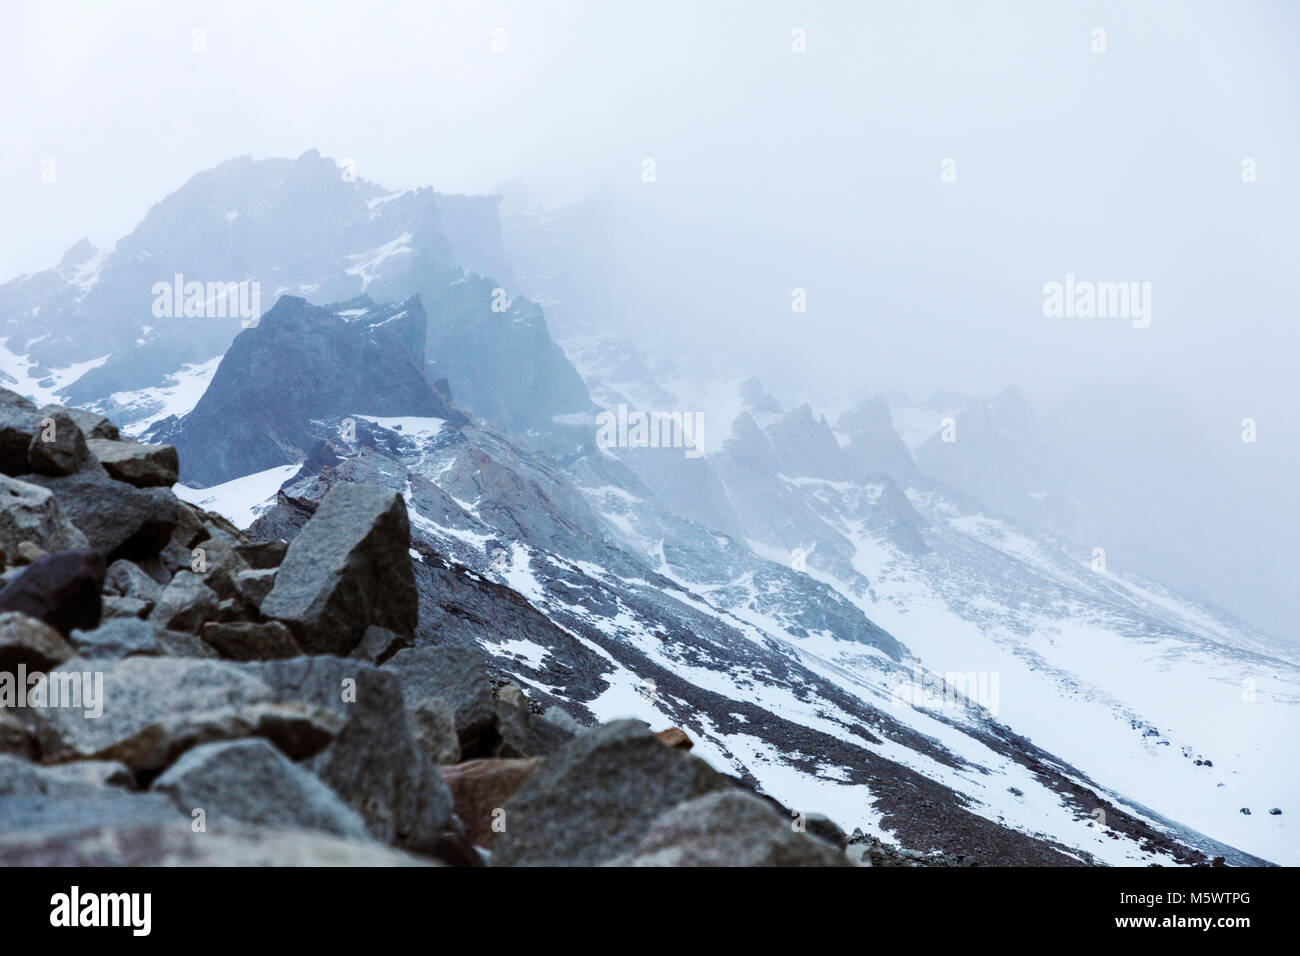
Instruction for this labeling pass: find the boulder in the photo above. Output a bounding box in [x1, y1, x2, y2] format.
[171, 501, 206, 550]
[491, 720, 732, 866]
[12, 541, 48, 565]
[151, 738, 370, 839]
[0, 389, 36, 412]
[655, 727, 694, 750]
[135, 539, 193, 584]
[201, 621, 301, 661]
[32, 656, 340, 773]
[234, 567, 277, 607]
[260, 482, 416, 655]
[27, 411, 93, 476]
[613, 790, 851, 867]
[384, 645, 497, 756]
[804, 812, 848, 851]
[101, 595, 151, 620]
[246, 656, 455, 849]
[49, 405, 120, 441]
[154, 628, 219, 658]
[0, 752, 169, 839]
[85, 438, 179, 487]
[542, 706, 589, 735]
[148, 570, 220, 634]
[493, 683, 573, 757]
[494, 684, 532, 757]
[0, 399, 41, 476]
[0, 823, 437, 867]
[70, 617, 163, 660]
[102, 594, 149, 617]
[349, 624, 410, 665]
[0, 610, 75, 671]
[409, 696, 461, 765]
[104, 559, 163, 604]
[442, 757, 542, 849]
[0, 753, 135, 796]
[190, 526, 251, 579]
[0, 549, 105, 637]
[0, 475, 89, 555]
[235, 539, 287, 570]
[0, 791, 183, 837]
[22, 468, 179, 559]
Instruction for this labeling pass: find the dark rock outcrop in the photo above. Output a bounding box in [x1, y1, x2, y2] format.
[490, 720, 732, 867]
[383, 645, 498, 757]
[0, 549, 106, 637]
[21, 468, 179, 560]
[27, 411, 94, 476]
[613, 790, 851, 867]
[85, 439, 179, 487]
[151, 738, 371, 839]
[160, 296, 463, 486]
[260, 482, 416, 655]
[0, 475, 88, 555]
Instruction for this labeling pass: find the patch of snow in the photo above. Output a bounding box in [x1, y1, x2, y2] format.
[173, 463, 301, 530]
[356, 415, 446, 442]
[0, 340, 111, 406]
[108, 356, 223, 437]
[345, 232, 412, 290]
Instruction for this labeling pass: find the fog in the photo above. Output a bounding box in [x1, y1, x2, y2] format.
[4, 0, 1297, 540]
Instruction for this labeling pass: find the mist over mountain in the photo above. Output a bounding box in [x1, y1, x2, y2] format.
[1, 1, 1296, 877]
[3, 153, 1296, 869]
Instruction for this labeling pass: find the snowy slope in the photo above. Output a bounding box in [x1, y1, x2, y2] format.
[193, 407, 1279, 866]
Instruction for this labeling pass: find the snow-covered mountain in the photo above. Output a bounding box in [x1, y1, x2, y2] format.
[4, 156, 1293, 866]
[0, 151, 589, 444]
[553, 335, 1299, 865]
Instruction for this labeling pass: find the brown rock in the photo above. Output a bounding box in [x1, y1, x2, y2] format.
[441, 757, 543, 849]
[13, 541, 47, 566]
[655, 727, 694, 750]
[201, 621, 301, 661]
[0, 611, 76, 672]
[85, 439, 179, 488]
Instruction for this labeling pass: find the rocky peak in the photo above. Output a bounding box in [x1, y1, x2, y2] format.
[764, 404, 855, 482]
[159, 295, 464, 486]
[739, 377, 783, 416]
[837, 394, 916, 481]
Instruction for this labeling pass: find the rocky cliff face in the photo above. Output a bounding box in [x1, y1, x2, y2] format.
[151, 295, 463, 486]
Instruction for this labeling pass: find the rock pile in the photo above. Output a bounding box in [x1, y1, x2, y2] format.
[0, 390, 860, 866]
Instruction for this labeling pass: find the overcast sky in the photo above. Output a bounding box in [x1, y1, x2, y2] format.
[3, 0, 1297, 467]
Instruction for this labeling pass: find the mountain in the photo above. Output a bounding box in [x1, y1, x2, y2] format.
[0, 151, 589, 443]
[1041, 382, 1297, 642]
[836, 394, 918, 484]
[553, 336, 1298, 865]
[4, 160, 1292, 867]
[174, 304, 1289, 865]
[151, 295, 465, 486]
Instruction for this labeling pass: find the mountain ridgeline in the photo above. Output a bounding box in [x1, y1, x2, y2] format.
[0, 149, 592, 448]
